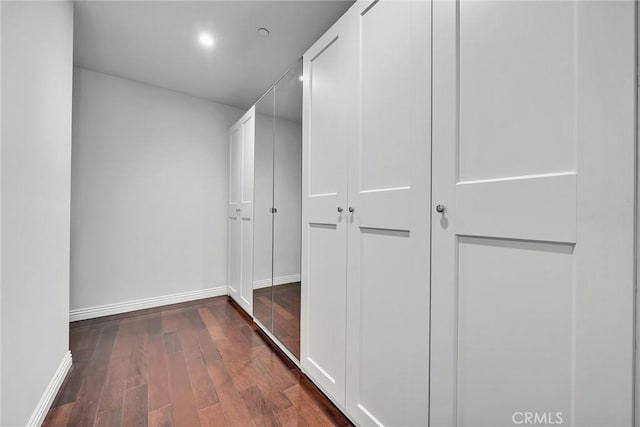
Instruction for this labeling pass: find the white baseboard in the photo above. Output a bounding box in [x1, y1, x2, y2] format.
[69, 286, 228, 322]
[26, 351, 72, 427]
[253, 274, 301, 290]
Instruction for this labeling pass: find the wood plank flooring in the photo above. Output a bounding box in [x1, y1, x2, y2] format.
[43, 296, 351, 427]
[253, 283, 300, 359]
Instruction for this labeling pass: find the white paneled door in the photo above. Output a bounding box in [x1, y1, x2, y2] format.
[228, 107, 255, 314]
[301, 6, 357, 407]
[345, 0, 430, 426]
[430, 2, 635, 426]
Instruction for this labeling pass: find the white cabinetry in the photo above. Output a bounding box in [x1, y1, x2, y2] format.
[345, 1, 431, 426]
[302, 0, 635, 426]
[302, 0, 431, 423]
[301, 6, 355, 405]
[430, 2, 636, 426]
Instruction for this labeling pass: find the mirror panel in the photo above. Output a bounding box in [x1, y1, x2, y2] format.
[253, 88, 275, 331]
[272, 60, 303, 359]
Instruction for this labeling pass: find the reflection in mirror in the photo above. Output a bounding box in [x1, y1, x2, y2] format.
[252, 88, 275, 331]
[272, 60, 302, 359]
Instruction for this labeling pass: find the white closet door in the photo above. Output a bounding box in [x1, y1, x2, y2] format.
[301, 5, 356, 406]
[228, 107, 255, 314]
[239, 109, 255, 313]
[430, 2, 635, 426]
[228, 123, 242, 304]
[345, 1, 430, 426]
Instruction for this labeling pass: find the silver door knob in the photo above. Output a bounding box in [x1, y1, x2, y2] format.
[337, 207, 343, 213]
[348, 207, 354, 213]
[435, 204, 445, 213]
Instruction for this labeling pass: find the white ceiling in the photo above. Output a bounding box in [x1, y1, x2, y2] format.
[73, 1, 352, 110]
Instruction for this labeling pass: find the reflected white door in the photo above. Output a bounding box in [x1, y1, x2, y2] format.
[345, 0, 430, 426]
[301, 5, 357, 406]
[430, 2, 635, 426]
[228, 107, 255, 314]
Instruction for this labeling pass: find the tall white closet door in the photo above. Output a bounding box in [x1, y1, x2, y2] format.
[228, 125, 242, 304]
[345, 1, 430, 426]
[301, 6, 356, 406]
[228, 107, 255, 314]
[239, 111, 255, 313]
[430, 2, 635, 426]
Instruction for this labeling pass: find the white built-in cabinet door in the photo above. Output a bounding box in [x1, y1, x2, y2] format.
[301, 5, 356, 407]
[345, 0, 430, 426]
[228, 107, 255, 314]
[430, 2, 635, 426]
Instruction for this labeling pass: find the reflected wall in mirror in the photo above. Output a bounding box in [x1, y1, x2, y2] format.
[251, 59, 302, 360]
[272, 60, 302, 359]
[252, 88, 275, 331]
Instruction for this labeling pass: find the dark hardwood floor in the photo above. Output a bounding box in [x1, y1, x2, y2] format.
[253, 283, 300, 359]
[43, 296, 351, 427]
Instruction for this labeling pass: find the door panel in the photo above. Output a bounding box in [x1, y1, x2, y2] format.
[455, 173, 576, 243]
[358, 0, 411, 192]
[228, 125, 242, 299]
[345, 1, 431, 426]
[241, 115, 254, 207]
[456, 237, 573, 426]
[228, 211, 241, 297]
[308, 37, 345, 199]
[430, 2, 635, 426]
[229, 128, 242, 205]
[301, 6, 356, 406]
[306, 223, 346, 378]
[272, 60, 303, 359]
[252, 89, 275, 332]
[240, 113, 254, 310]
[240, 216, 253, 309]
[458, 2, 575, 182]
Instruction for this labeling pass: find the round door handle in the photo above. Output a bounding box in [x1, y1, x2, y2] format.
[435, 204, 445, 213]
[348, 207, 354, 213]
[337, 207, 343, 213]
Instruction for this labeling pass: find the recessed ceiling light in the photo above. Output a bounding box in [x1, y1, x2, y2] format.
[257, 28, 270, 38]
[198, 32, 214, 48]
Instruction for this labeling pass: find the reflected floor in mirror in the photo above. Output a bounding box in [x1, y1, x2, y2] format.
[253, 288, 273, 333]
[253, 282, 301, 359]
[42, 295, 349, 427]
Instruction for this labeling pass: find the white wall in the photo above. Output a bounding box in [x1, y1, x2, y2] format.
[1, 2, 74, 425]
[71, 68, 244, 311]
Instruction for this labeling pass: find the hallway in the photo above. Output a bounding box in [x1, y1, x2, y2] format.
[42, 297, 350, 427]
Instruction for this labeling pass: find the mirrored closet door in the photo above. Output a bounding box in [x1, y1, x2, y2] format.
[252, 60, 302, 360]
[272, 61, 302, 359]
[252, 88, 275, 332]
